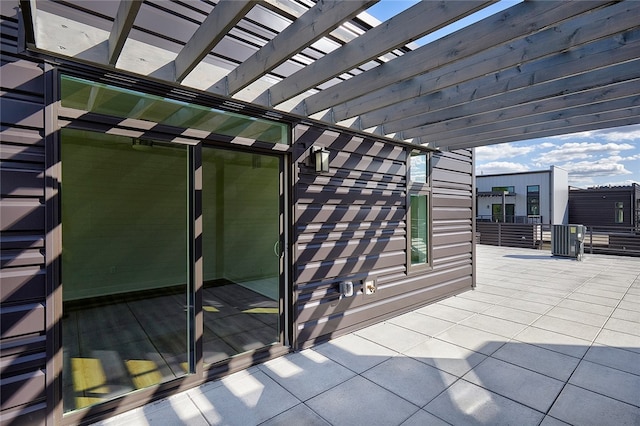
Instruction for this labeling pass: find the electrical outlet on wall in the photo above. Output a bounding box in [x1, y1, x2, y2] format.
[363, 279, 377, 295]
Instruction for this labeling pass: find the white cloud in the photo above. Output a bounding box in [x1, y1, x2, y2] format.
[562, 158, 632, 177]
[534, 142, 635, 164]
[476, 161, 530, 175]
[475, 124, 640, 186]
[475, 143, 535, 161]
[623, 153, 640, 161]
[550, 124, 640, 142]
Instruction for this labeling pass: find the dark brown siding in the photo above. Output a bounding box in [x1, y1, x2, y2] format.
[569, 187, 636, 228]
[1, 3, 49, 424]
[292, 126, 474, 348]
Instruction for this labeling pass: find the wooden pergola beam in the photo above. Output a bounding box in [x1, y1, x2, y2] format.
[297, 0, 611, 117]
[397, 58, 640, 140]
[431, 95, 640, 145]
[174, 0, 255, 83]
[108, 0, 142, 66]
[414, 79, 640, 141]
[217, 0, 377, 96]
[261, 1, 494, 107]
[377, 26, 640, 134]
[437, 114, 640, 151]
[338, 0, 636, 126]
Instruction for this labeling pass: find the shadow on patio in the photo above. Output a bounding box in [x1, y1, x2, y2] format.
[92, 245, 640, 426]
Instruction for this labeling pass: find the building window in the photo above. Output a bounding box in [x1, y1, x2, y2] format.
[492, 186, 514, 193]
[615, 202, 624, 223]
[492, 203, 515, 223]
[408, 152, 430, 268]
[527, 185, 540, 216]
[410, 194, 428, 265]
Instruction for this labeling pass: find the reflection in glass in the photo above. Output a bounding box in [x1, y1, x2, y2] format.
[201, 148, 281, 364]
[60, 75, 288, 145]
[61, 129, 188, 412]
[410, 194, 428, 265]
[410, 153, 427, 183]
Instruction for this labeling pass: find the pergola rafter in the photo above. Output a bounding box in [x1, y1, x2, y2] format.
[21, 0, 640, 151]
[296, 1, 612, 116]
[257, 0, 495, 107]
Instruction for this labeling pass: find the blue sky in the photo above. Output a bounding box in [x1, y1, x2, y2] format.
[365, 1, 640, 188]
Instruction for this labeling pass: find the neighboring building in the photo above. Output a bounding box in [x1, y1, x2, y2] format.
[569, 184, 640, 230]
[476, 166, 569, 225]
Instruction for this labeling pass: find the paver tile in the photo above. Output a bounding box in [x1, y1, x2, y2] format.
[569, 360, 640, 407]
[354, 322, 430, 353]
[258, 349, 355, 401]
[425, 380, 545, 426]
[514, 326, 590, 358]
[313, 334, 395, 374]
[491, 341, 580, 382]
[435, 324, 508, 356]
[362, 356, 457, 407]
[388, 312, 455, 337]
[549, 385, 640, 426]
[305, 376, 418, 426]
[463, 357, 564, 412]
[404, 338, 487, 377]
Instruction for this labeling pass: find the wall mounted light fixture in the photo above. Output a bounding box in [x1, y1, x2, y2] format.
[312, 146, 330, 173]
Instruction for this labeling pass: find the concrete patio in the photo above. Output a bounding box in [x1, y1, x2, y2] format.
[94, 245, 640, 426]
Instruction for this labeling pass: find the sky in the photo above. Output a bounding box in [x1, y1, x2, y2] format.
[365, 1, 640, 188]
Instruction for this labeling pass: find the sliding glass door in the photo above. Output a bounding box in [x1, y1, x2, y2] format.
[201, 147, 282, 365]
[59, 75, 288, 415]
[61, 129, 190, 412]
[61, 130, 285, 413]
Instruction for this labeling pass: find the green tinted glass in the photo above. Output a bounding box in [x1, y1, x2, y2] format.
[410, 194, 428, 265]
[61, 75, 288, 145]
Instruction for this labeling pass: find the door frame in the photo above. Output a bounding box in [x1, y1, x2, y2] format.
[50, 70, 293, 425]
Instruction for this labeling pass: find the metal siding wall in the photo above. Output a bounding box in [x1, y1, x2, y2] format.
[293, 126, 473, 348]
[569, 189, 634, 228]
[1, 4, 49, 424]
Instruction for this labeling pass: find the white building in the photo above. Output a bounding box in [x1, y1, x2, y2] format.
[476, 166, 569, 225]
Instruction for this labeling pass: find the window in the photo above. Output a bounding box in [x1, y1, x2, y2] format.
[615, 202, 624, 223]
[61, 129, 190, 412]
[492, 204, 515, 223]
[61, 75, 289, 145]
[408, 152, 430, 268]
[58, 76, 288, 414]
[527, 185, 540, 216]
[492, 186, 514, 193]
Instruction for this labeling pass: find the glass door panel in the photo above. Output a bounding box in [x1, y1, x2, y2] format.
[61, 129, 189, 412]
[201, 147, 281, 364]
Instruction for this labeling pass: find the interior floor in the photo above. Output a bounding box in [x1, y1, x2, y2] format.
[62, 280, 279, 412]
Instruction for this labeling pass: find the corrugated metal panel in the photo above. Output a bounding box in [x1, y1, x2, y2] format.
[0, 7, 48, 421]
[293, 125, 474, 348]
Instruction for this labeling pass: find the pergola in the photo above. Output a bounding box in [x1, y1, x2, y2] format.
[20, 0, 640, 150]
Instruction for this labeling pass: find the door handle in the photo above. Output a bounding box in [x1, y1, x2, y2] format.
[273, 240, 280, 257]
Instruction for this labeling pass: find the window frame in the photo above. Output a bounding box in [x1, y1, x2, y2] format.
[526, 185, 540, 217]
[615, 201, 624, 223]
[492, 186, 515, 193]
[407, 151, 432, 273]
[52, 72, 292, 424]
